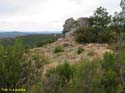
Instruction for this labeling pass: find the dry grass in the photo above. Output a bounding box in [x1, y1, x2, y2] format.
[31, 38, 113, 76]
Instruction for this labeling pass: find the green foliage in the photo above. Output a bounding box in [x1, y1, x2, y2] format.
[111, 12, 125, 32]
[76, 27, 114, 43]
[0, 38, 45, 92]
[37, 39, 56, 47]
[75, 27, 92, 43]
[89, 6, 111, 30]
[70, 60, 102, 93]
[75, 7, 124, 44]
[77, 47, 84, 54]
[56, 61, 74, 83]
[54, 46, 64, 53]
[100, 70, 120, 93]
[101, 52, 116, 71]
[70, 52, 122, 93]
[44, 61, 74, 93]
[100, 53, 120, 93]
[75, 7, 113, 43]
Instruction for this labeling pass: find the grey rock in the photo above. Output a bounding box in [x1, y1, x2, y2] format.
[120, 0, 125, 18]
[63, 18, 75, 33]
[63, 17, 89, 39]
[121, 0, 125, 10]
[76, 17, 89, 28]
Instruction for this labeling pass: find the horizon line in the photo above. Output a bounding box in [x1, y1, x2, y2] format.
[0, 30, 62, 33]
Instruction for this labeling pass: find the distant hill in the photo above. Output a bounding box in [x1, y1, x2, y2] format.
[0, 31, 61, 38]
[0, 33, 62, 47]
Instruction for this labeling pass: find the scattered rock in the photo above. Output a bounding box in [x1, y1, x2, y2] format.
[63, 43, 72, 47]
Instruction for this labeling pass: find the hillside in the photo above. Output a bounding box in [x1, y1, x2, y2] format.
[0, 31, 61, 38]
[0, 34, 61, 47]
[32, 38, 111, 62]
[31, 38, 112, 76]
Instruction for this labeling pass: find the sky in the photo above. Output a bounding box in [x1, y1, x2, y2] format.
[0, 0, 122, 32]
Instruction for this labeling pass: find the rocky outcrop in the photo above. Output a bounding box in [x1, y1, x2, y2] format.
[63, 17, 89, 39]
[63, 18, 75, 34]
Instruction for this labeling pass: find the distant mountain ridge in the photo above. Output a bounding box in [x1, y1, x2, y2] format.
[0, 31, 61, 38]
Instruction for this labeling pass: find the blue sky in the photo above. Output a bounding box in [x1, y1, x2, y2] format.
[0, 0, 121, 32]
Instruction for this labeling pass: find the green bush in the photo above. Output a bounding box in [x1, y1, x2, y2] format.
[77, 47, 84, 54]
[75, 7, 115, 44]
[0, 38, 45, 92]
[89, 7, 111, 29]
[54, 46, 64, 53]
[56, 61, 74, 83]
[70, 60, 102, 93]
[43, 61, 74, 93]
[70, 52, 124, 93]
[75, 26, 116, 43]
[75, 27, 93, 43]
[99, 53, 120, 93]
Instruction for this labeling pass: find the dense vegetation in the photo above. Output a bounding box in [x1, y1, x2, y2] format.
[0, 39, 49, 93]
[76, 6, 125, 44]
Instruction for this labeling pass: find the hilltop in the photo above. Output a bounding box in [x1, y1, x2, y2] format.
[32, 38, 111, 63]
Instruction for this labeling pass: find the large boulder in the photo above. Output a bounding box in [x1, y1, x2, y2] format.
[63, 17, 89, 39]
[63, 18, 75, 34]
[76, 17, 89, 28]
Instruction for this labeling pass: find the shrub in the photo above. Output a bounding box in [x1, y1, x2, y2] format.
[54, 46, 64, 53]
[70, 60, 102, 93]
[43, 61, 74, 93]
[75, 27, 92, 43]
[99, 52, 121, 93]
[56, 61, 74, 83]
[46, 61, 74, 85]
[0, 38, 45, 92]
[77, 47, 84, 54]
[89, 6, 111, 30]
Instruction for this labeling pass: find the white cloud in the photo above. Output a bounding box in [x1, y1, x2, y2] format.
[0, 0, 122, 32]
